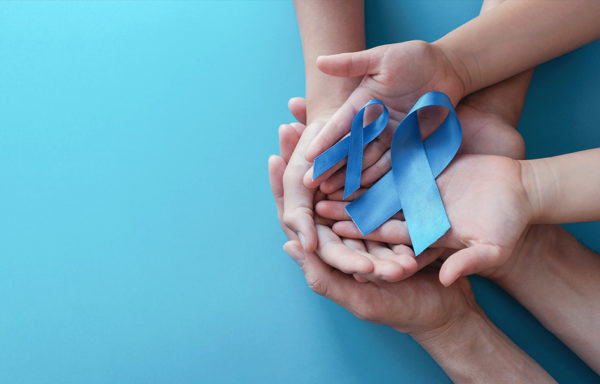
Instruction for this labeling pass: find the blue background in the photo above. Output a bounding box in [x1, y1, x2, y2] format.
[0, 1, 599, 383]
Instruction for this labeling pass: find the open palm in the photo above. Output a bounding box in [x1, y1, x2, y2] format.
[270, 142, 477, 334]
[305, 41, 465, 164]
[320, 154, 533, 286]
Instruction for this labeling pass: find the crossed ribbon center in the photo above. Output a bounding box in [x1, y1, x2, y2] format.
[313, 91, 462, 255]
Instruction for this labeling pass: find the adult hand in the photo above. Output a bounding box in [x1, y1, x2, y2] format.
[273, 112, 375, 277]
[283, 95, 398, 255]
[286, 99, 435, 281]
[270, 140, 478, 335]
[317, 153, 533, 286]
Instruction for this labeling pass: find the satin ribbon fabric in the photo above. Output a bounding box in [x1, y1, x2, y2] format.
[313, 99, 389, 199]
[313, 91, 462, 255]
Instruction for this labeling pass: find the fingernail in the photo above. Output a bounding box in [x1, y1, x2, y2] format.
[298, 233, 307, 250]
[288, 248, 305, 267]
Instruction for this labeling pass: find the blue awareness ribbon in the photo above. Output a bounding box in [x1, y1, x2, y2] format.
[313, 91, 462, 255]
[313, 99, 389, 199]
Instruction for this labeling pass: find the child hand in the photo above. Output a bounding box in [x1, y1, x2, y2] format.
[303, 41, 467, 183]
[309, 74, 529, 195]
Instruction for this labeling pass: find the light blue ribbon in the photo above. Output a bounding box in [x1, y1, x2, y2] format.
[314, 91, 462, 255]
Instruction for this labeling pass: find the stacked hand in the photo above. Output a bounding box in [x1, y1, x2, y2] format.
[275, 0, 600, 378]
[272, 37, 535, 335]
[269, 114, 478, 336]
[283, 41, 468, 254]
[280, 41, 531, 283]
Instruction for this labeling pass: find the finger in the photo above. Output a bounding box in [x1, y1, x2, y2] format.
[268, 155, 286, 212]
[353, 274, 369, 283]
[318, 166, 348, 194]
[417, 106, 449, 139]
[439, 245, 502, 287]
[307, 109, 395, 192]
[306, 111, 396, 192]
[282, 140, 319, 251]
[319, 137, 389, 194]
[305, 99, 361, 162]
[285, 240, 375, 314]
[282, 203, 317, 252]
[361, 149, 391, 186]
[289, 122, 306, 136]
[303, 155, 348, 189]
[288, 97, 307, 125]
[342, 238, 403, 283]
[372, 245, 444, 281]
[364, 241, 406, 281]
[332, 219, 411, 244]
[282, 240, 306, 267]
[315, 200, 351, 221]
[326, 188, 367, 202]
[414, 247, 446, 271]
[342, 237, 367, 252]
[279, 124, 300, 163]
[317, 198, 403, 221]
[316, 224, 374, 275]
[268, 155, 297, 240]
[316, 47, 384, 78]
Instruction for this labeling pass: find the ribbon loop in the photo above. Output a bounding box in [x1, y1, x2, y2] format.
[345, 91, 462, 255]
[313, 100, 389, 199]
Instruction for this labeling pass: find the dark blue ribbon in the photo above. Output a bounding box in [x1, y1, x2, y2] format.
[313, 91, 462, 255]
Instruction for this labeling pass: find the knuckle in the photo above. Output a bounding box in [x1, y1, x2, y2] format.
[283, 161, 308, 183]
[507, 131, 526, 159]
[371, 139, 388, 155]
[307, 275, 328, 297]
[282, 212, 296, 229]
[282, 166, 295, 182]
[355, 306, 380, 323]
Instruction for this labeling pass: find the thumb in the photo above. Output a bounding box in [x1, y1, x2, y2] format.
[288, 97, 307, 125]
[316, 47, 383, 78]
[439, 245, 502, 287]
[284, 240, 363, 308]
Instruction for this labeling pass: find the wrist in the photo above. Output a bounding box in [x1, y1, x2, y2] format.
[486, 224, 558, 286]
[518, 159, 550, 224]
[431, 40, 470, 102]
[413, 305, 554, 383]
[305, 106, 336, 126]
[305, 76, 360, 125]
[411, 308, 499, 383]
[411, 304, 485, 352]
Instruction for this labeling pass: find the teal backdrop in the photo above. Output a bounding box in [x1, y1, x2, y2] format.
[1, 1, 599, 383]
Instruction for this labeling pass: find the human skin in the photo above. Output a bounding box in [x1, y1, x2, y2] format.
[284, 80, 600, 374]
[318, 211, 600, 373]
[280, 0, 536, 283]
[290, 0, 600, 282]
[268, 138, 555, 383]
[287, 0, 583, 256]
[318, 148, 600, 283]
[282, 0, 365, 253]
[488, 224, 600, 373]
[278, 0, 600, 373]
[304, 0, 600, 174]
[286, 126, 600, 374]
[286, 62, 533, 281]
